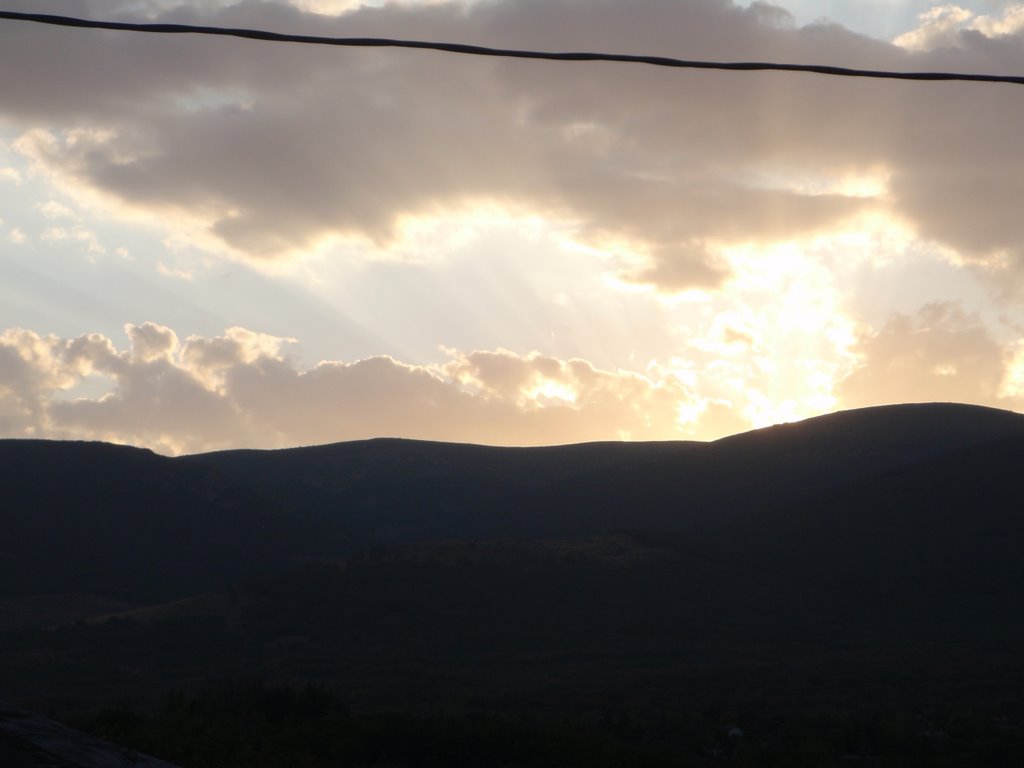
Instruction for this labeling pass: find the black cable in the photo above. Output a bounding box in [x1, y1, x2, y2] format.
[2, 9, 1023, 85]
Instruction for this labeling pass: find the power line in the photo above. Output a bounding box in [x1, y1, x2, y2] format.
[2, 9, 1023, 85]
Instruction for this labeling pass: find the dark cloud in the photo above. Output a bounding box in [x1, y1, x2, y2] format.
[2, 0, 1023, 289]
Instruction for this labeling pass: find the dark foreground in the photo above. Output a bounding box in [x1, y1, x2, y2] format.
[0, 699, 178, 767]
[70, 678, 1024, 767]
[2, 403, 1023, 765]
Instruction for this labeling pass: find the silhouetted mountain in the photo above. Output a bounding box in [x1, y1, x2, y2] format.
[546, 401, 1024, 536]
[2, 402, 1022, 603]
[750, 428, 1024, 615]
[181, 402, 1024, 541]
[179, 438, 700, 541]
[4, 403, 1024, 764]
[0, 440, 348, 601]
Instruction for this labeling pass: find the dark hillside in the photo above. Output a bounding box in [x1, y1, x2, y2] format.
[178, 438, 700, 541]
[3, 403, 1022, 603]
[179, 403, 1024, 542]
[487, 402, 1024, 536]
[0, 440, 347, 601]
[4, 404, 1024, 764]
[748, 429, 1024, 613]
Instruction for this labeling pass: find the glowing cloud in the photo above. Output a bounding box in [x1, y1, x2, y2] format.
[0, 324, 733, 454]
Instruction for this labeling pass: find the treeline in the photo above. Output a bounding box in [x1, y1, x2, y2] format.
[72, 679, 1024, 767]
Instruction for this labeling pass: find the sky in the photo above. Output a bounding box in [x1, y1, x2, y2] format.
[1, 0, 1023, 454]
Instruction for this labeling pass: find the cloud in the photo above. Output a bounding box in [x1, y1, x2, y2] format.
[0, 328, 78, 434]
[893, 4, 975, 50]
[39, 224, 106, 254]
[37, 200, 77, 219]
[837, 302, 1011, 407]
[156, 260, 195, 280]
[894, 4, 1024, 50]
[6, 0, 1022, 291]
[3, 309, 1020, 453]
[126, 321, 180, 363]
[0, 323, 726, 453]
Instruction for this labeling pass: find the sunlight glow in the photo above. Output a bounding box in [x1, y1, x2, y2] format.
[522, 378, 578, 408]
[674, 399, 705, 428]
[743, 389, 801, 429]
[690, 237, 861, 429]
[999, 341, 1024, 399]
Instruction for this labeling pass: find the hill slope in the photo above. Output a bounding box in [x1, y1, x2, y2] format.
[2, 402, 1022, 603]
[181, 401, 1024, 540]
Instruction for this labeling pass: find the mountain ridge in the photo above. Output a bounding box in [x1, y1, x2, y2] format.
[2, 401, 1021, 602]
